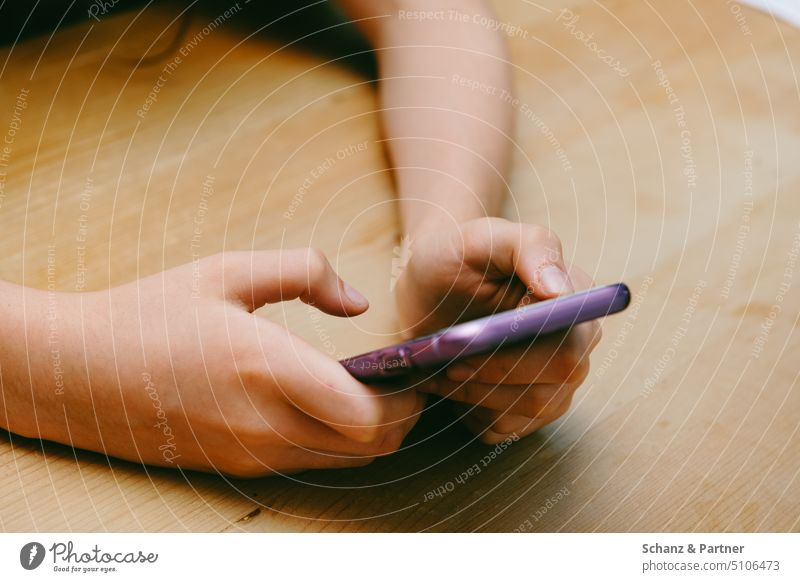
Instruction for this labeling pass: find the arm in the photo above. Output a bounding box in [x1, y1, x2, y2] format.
[340, 0, 601, 443]
[338, 0, 512, 234]
[0, 251, 423, 477]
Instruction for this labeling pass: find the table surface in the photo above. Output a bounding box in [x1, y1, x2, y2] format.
[1, 0, 798, 532]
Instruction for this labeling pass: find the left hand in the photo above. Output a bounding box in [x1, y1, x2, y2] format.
[394, 217, 602, 443]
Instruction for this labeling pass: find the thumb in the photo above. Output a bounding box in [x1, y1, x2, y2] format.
[215, 249, 369, 315]
[464, 218, 574, 300]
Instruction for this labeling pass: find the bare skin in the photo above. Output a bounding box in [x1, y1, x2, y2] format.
[0, 251, 423, 477]
[0, 0, 602, 475]
[342, 0, 601, 442]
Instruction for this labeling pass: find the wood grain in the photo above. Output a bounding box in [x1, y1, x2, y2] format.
[0, 0, 798, 532]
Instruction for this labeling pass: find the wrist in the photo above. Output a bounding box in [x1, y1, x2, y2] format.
[0, 285, 90, 442]
[403, 207, 483, 240]
[398, 182, 504, 239]
[401, 196, 500, 240]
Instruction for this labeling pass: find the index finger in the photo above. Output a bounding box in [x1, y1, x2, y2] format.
[266, 328, 421, 444]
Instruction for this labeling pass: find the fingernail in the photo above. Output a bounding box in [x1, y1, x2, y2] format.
[540, 265, 574, 296]
[343, 282, 369, 308]
[447, 363, 475, 382]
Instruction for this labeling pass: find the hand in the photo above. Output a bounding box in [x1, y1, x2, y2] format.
[395, 217, 601, 443]
[12, 250, 424, 477]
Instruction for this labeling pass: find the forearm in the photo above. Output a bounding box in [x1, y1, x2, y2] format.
[341, 0, 514, 237]
[0, 281, 55, 439]
[0, 282, 100, 446]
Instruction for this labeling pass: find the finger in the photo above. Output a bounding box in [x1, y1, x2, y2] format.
[421, 379, 574, 418]
[268, 328, 421, 443]
[214, 396, 424, 478]
[283, 392, 426, 457]
[215, 249, 369, 315]
[222, 449, 379, 478]
[461, 403, 540, 433]
[502, 393, 575, 435]
[445, 320, 600, 385]
[487, 394, 574, 435]
[452, 403, 535, 444]
[564, 264, 603, 349]
[456, 400, 570, 444]
[457, 409, 507, 444]
[277, 448, 379, 473]
[463, 414, 545, 444]
[462, 218, 573, 299]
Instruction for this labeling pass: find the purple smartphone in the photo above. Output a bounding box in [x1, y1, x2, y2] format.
[340, 283, 630, 380]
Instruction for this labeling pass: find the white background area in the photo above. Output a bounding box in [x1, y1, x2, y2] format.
[740, 0, 800, 28]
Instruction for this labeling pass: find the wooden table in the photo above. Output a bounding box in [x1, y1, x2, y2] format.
[1, 0, 798, 532]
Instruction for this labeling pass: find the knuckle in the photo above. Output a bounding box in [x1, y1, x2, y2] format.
[555, 344, 589, 384]
[475, 406, 503, 425]
[304, 247, 329, 273]
[531, 225, 561, 248]
[567, 356, 591, 385]
[237, 358, 280, 396]
[520, 383, 568, 419]
[479, 429, 506, 445]
[521, 395, 546, 419]
[492, 415, 522, 435]
[230, 413, 277, 446]
[477, 357, 513, 383]
[539, 393, 575, 425]
[552, 394, 575, 421]
[529, 223, 550, 238]
[553, 348, 579, 381]
[235, 349, 268, 380]
[533, 409, 558, 426]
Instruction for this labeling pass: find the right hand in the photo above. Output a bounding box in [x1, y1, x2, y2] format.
[394, 217, 600, 443]
[17, 249, 424, 478]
